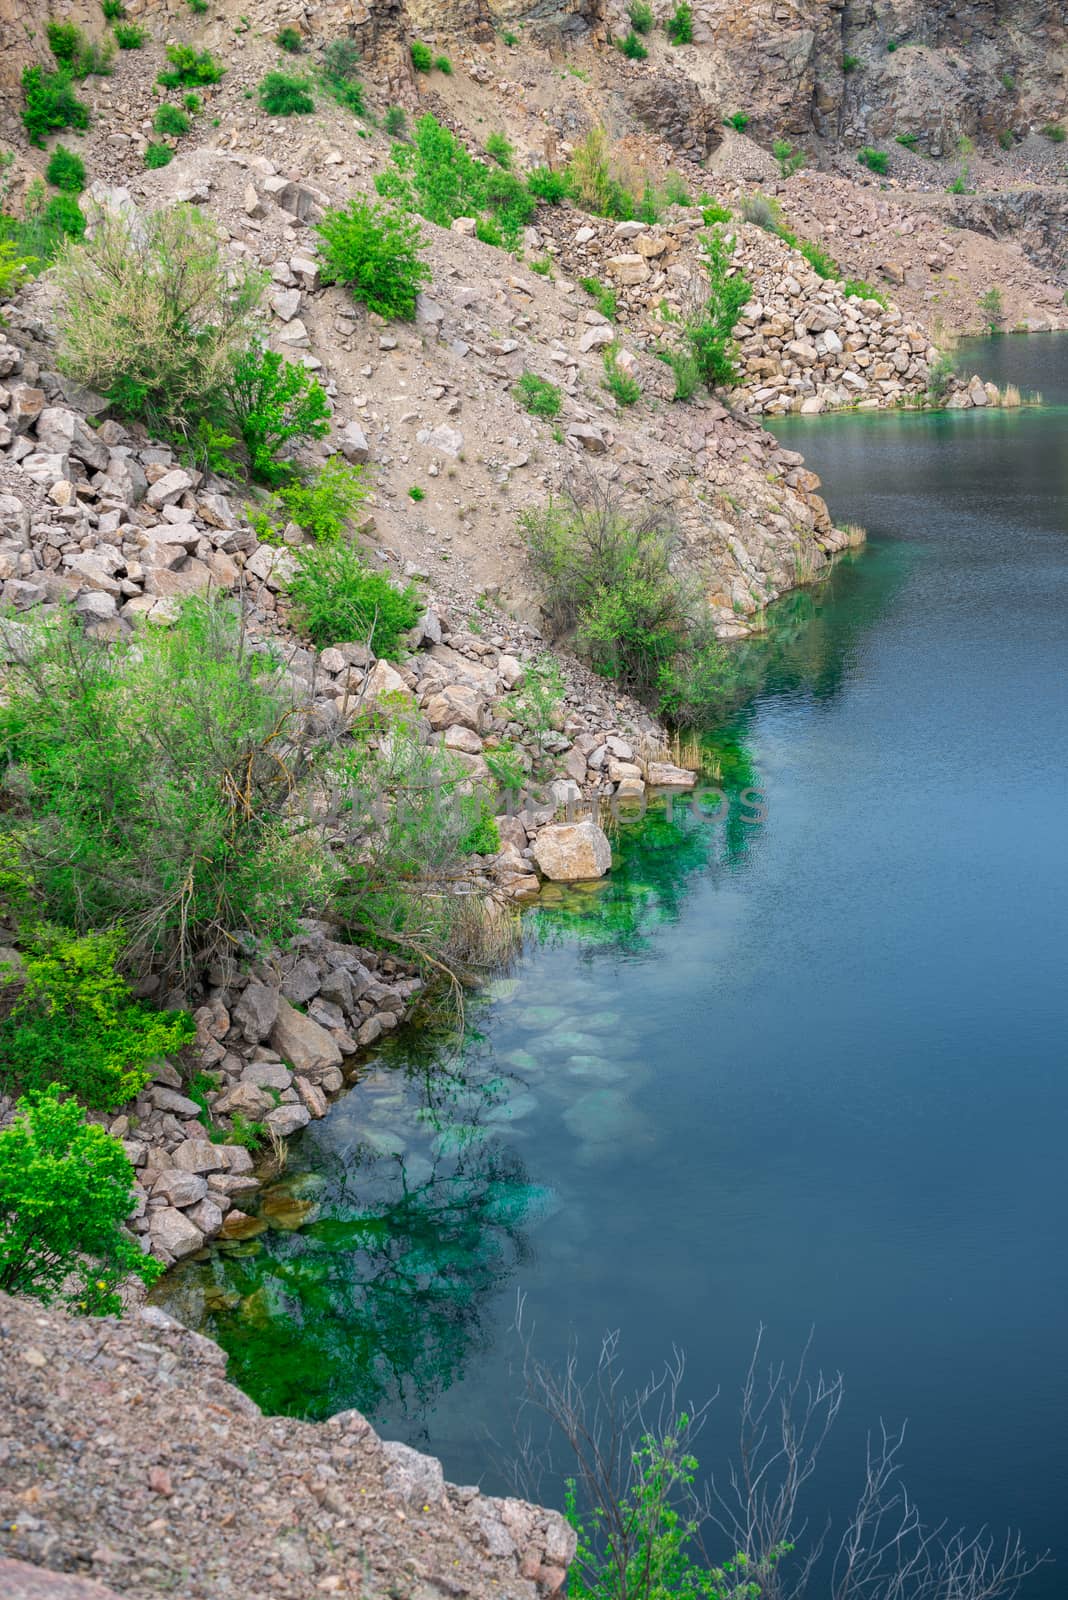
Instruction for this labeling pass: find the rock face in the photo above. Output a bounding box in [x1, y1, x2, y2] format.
[0, 1291, 576, 1600]
[531, 820, 613, 881]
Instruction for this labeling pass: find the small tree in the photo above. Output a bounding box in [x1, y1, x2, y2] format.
[665, 3, 694, 44]
[223, 345, 331, 483]
[316, 197, 430, 320]
[978, 287, 1005, 333]
[680, 227, 751, 390]
[53, 204, 264, 427]
[0, 1085, 163, 1314]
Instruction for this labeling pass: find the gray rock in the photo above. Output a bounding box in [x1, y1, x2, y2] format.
[233, 981, 279, 1043]
[265, 1103, 311, 1138]
[269, 995, 343, 1078]
[152, 1171, 208, 1208]
[146, 469, 194, 510]
[380, 1439, 445, 1506]
[149, 1206, 204, 1259]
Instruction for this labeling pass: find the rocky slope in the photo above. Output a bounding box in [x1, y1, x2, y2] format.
[0, 1289, 574, 1599]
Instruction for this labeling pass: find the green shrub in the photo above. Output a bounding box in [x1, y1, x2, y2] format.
[979, 286, 1005, 332]
[840, 277, 887, 307]
[410, 40, 433, 71]
[665, 3, 693, 44]
[153, 102, 191, 135]
[384, 105, 407, 137]
[0, 1085, 163, 1314]
[527, 165, 569, 203]
[320, 38, 365, 115]
[926, 349, 956, 404]
[143, 142, 173, 169]
[504, 655, 565, 777]
[661, 172, 691, 207]
[113, 22, 144, 48]
[842, 53, 860, 72]
[858, 145, 889, 174]
[408, 484, 425, 501]
[21, 66, 90, 147]
[286, 541, 421, 655]
[187, 0, 208, 13]
[579, 275, 617, 321]
[799, 238, 838, 278]
[628, 0, 654, 32]
[700, 200, 732, 225]
[259, 71, 314, 114]
[725, 111, 749, 131]
[619, 29, 648, 60]
[459, 803, 500, 857]
[0, 241, 35, 306]
[223, 345, 331, 483]
[101, 0, 125, 17]
[275, 455, 367, 541]
[486, 130, 514, 168]
[276, 26, 303, 51]
[678, 226, 750, 390]
[773, 138, 805, 178]
[563, 127, 639, 220]
[215, 1111, 267, 1151]
[316, 196, 430, 319]
[434, 54, 452, 74]
[376, 114, 539, 245]
[666, 349, 700, 401]
[997, 129, 1014, 150]
[184, 91, 201, 112]
[896, 132, 919, 150]
[53, 203, 263, 429]
[603, 345, 641, 406]
[514, 371, 562, 418]
[46, 144, 86, 193]
[482, 168, 538, 237]
[0, 599, 330, 979]
[1042, 122, 1066, 142]
[42, 194, 84, 241]
[0, 928, 194, 1111]
[47, 23, 113, 78]
[158, 43, 225, 88]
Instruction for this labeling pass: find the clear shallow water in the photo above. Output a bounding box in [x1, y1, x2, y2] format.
[159, 337, 1068, 1592]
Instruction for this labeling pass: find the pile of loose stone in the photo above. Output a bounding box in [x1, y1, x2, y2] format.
[0, 1289, 576, 1599]
[532, 206, 995, 416]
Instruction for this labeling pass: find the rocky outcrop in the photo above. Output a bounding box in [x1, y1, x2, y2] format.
[0, 1290, 575, 1599]
[626, 73, 724, 163]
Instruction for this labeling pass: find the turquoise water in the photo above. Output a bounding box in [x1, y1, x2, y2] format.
[159, 337, 1068, 1591]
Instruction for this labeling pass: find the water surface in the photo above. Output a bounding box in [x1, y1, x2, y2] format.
[160, 337, 1068, 1592]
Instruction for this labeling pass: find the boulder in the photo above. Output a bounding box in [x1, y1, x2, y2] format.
[424, 683, 484, 732]
[151, 1171, 208, 1208]
[270, 995, 344, 1077]
[171, 1138, 228, 1174]
[646, 762, 698, 788]
[149, 1206, 204, 1259]
[233, 981, 279, 1043]
[145, 469, 194, 510]
[265, 1103, 311, 1138]
[531, 820, 612, 882]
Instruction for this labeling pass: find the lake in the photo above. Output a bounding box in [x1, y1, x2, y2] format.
[159, 335, 1068, 1593]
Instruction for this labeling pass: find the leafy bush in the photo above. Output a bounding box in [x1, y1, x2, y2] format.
[840, 277, 887, 307]
[384, 105, 407, 137]
[459, 804, 500, 857]
[515, 371, 562, 418]
[408, 484, 425, 501]
[434, 54, 452, 74]
[566, 126, 636, 218]
[773, 138, 805, 177]
[21, 66, 90, 147]
[725, 111, 749, 131]
[579, 275, 617, 321]
[998, 129, 1014, 150]
[410, 40, 433, 71]
[700, 200, 732, 225]
[259, 71, 314, 114]
[1042, 122, 1066, 142]
[737, 191, 782, 232]
[157, 43, 225, 88]
[101, 0, 125, 17]
[377, 114, 533, 244]
[665, 3, 693, 44]
[188, 0, 208, 12]
[896, 132, 919, 150]
[527, 165, 569, 204]
[486, 130, 513, 168]
[628, 1, 654, 32]
[979, 286, 1005, 331]
[858, 145, 889, 174]
[0, 241, 35, 306]
[42, 194, 85, 241]
[0, 599, 330, 979]
[321, 38, 365, 115]
[619, 30, 648, 60]
[666, 349, 700, 401]
[144, 142, 173, 169]
[603, 345, 641, 406]
[926, 349, 956, 404]
[276, 26, 303, 51]
[53, 203, 263, 429]
[274, 455, 367, 542]
[46, 143, 86, 193]
[223, 345, 331, 483]
[662, 173, 691, 207]
[677, 226, 750, 390]
[842, 53, 860, 72]
[799, 238, 838, 278]
[286, 541, 421, 655]
[0, 1086, 163, 1314]
[0, 928, 194, 1110]
[114, 22, 145, 48]
[316, 196, 430, 319]
[46, 20, 83, 67]
[153, 102, 190, 135]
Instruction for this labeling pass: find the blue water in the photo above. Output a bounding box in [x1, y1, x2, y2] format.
[161, 336, 1068, 1593]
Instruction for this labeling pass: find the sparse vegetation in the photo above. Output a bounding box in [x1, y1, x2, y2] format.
[725, 111, 749, 131]
[21, 66, 90, 147]
[676, 226, 751, 390]
[515, 371, 563, 419]
[579, 275, 618, 321]
[158, 43, 225, 88]
[223, 345, 331, 484]
[1041, 121, 1066, 143]
[841, 278, 888, 307]
[113, 22, 144, 48]
[258, 71, 314, 115]
[316, 196, 430, 320]
[603, 345, 641, 406]
[926, 349, 957, 404]
[143, 142, 173, 169]
[320, 37, 365, 116]
[486, 131, 514, 168]
[153, 102, 191, 136]
[286, 540, 420, 656]
[842, 53, 860, 72]
[857, 146, 889, 174]
[773, 138, 805, 178]
[527, 166, 569, 204]
[665, 3, 693, 45]
[45, 145, 86, 194]
[410, 40, 433, 72]
[276, 26, 303, 52]
[618, 30, 648, 60]
[376, 114, 535, 247]
[628, 1, 654, 33]
[979, 286, 1006, 332]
